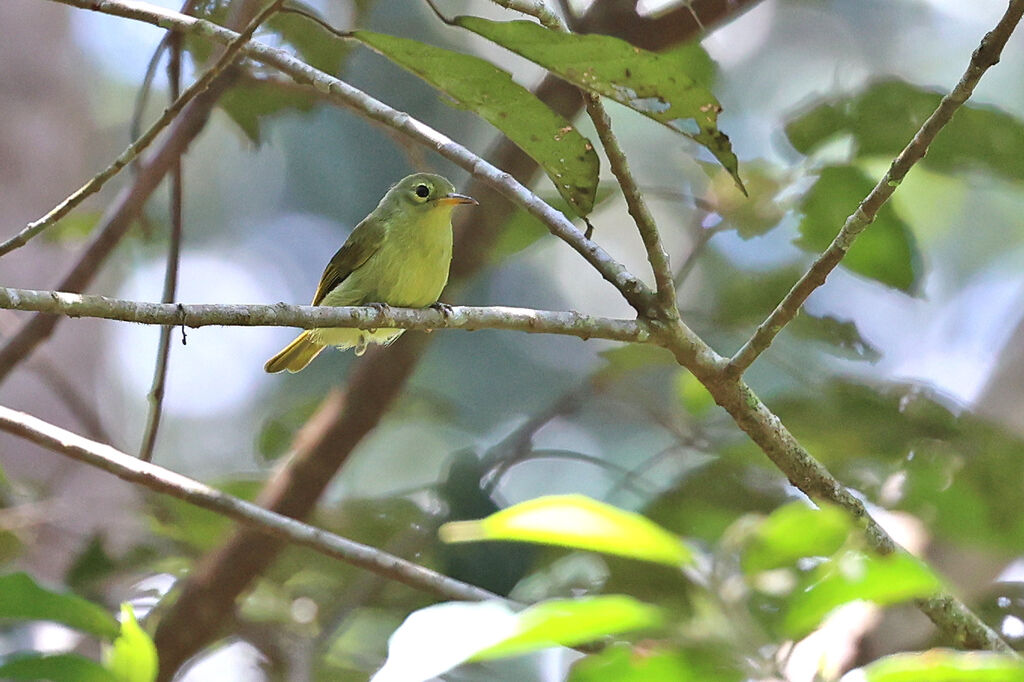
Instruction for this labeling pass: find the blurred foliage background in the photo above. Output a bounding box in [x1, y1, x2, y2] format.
[1, 0, 1024, 680]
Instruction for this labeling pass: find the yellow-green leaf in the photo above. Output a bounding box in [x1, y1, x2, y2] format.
[440, 494, 693, 566]
[846, 649, 1024, 682]
[103, 604, 158, 682]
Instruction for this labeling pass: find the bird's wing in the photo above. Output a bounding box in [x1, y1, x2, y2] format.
[311, 216, 387, 305]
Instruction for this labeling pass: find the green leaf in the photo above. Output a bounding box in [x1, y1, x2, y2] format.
[455, 17, 744, 193]
[0, 653, 117, 682]
[0, 572, 118, 639]
[439, 494, 693, 566]
[41, 211, 102, 244]
[492, 184, 618, 261]
[352, 30, 599, 216]
[786, 79, 1024, 183]
[783, 551, 942, 638]
[705, 160, 786, 239]
[596, 344, 678, 381]
[569, 643, 743, 682]
[220, 81, 317, 145]
[848, 649, 1024, 682]
[474, 595, 663, 660]
[740, 502, 852, 574]
[265, 3, 353, 74]
[796, 165, 921, 292]
[103, 605, 158, 682]
[790, 312, 881, 362]
[675, 370, 715, 417]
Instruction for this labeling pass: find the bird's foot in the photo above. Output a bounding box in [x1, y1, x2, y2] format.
[366, 302, 392, 315]
[429, 302, 454, 318]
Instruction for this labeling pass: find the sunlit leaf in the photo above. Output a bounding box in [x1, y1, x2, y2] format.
[786, 79, 1024, 184]
[103, 605, 158, 682]
[0, 653, 117, 682]
[440, 494, 693, 566]
[371, 601, 517, 682]
[456, 17, 744, 193]
[569, 642, 743, 682]
[372, 596, 661, 682]
[0, 572, 118, 639]
[796, 165, 921, 292]
[475, 595, 663, 660]
[740, 502, 852, 574]
[843, 648, 1024, 682]
[783, 551, 942, 638]
[352, 30, 599, 216]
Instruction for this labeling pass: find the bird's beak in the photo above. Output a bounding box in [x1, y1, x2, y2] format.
[437, 192, 478, 206]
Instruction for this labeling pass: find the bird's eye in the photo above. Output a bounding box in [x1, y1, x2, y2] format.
[415, 184, 430, 199]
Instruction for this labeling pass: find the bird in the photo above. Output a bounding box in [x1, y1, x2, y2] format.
[264, 173, 477, 373]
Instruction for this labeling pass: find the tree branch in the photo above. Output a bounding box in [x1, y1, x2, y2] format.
[0, 0, 284, 257]
[726, 0, 1024, 376]
[0, 287, 651, 344]
[0, 404, 500, 603]
[48, 0, 656, 315]
[652, 322, 1017, 654]
[139, 28, 187, 462]
[490, 0, 681, 319]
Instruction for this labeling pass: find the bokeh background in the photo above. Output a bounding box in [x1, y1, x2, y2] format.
[2, 0, 1024, 679]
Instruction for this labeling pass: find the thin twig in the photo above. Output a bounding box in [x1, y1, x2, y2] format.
[726, 0, 1024, 377]
[485, 0, 679, 318]
[139, 31, 186, 462]
[0, 286, 653, 344]
[49, 0, 656, 315]
[0, 404, 501, 603]
[0, 0, 283, 257]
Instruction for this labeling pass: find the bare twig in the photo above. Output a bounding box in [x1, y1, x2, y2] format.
[139, 30, 186, 462]
[726, 0, 1024, 377]
[0, 0, 284, 257]
[486, 0, 681, 318]
[0, 404, 501, 603]
[0, 287, 652, 344]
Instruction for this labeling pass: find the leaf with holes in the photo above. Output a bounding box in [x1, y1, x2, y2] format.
[455, 17, 744, 193]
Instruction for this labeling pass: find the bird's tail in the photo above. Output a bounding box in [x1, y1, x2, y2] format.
[264, 331, 325, 374]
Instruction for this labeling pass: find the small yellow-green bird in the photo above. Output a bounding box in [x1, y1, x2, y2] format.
[264, 173, 477, 373]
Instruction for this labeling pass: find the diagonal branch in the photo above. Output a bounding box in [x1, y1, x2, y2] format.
[0, 404, 500, 603]
[48, 0, 656, 315]
[726, 0, 1024, 377]
[0, 0, 285, 257]
[0, 287, 651, 344]
[0, 0, 270, 385]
